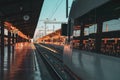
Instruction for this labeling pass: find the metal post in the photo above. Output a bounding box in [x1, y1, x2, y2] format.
[0, 20, 4, 80]
[66, 0, 68, 18]
[7, 31, 11, 70]
[45, 23, 46, 36]
[12, 33, 14, 44]
[16, 34, 18, 43]
[53, 25, 55, 32]
[68, 19, 71, 43]
[0, 20, 4, 55]
[8, 31, 11, 53]
[79, 24, 84, 49]
[95, 22, 103, 52]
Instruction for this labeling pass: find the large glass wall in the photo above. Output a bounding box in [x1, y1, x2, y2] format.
[72, 5, 120, 56]
[101, 18, 120, 54]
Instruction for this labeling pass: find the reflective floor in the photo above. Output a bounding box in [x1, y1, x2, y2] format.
[1, 43, 120, 80]
[0, 42, 41, 80]
[63, 45, 120, 80]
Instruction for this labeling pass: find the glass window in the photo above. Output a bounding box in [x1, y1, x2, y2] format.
[103, 18, 120, 32]
[73, 30, 80, 37]
[4, 29, 8, 35]
[84, 28, 89, 35]
[89, 24, 97, 34]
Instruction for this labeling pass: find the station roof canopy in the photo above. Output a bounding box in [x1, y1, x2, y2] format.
[69, 0, 120, 26]
[0, 0, 44, 38]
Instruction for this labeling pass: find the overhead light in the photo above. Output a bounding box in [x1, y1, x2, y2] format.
[23, 15, 30, 21]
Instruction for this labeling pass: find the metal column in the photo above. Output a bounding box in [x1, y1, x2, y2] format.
[95, 22, 103, 52]
[0, 20, 4, 80]
[0, 20, 4, 56]
[7, 31, 11, 71]
[8, 31, 11, 53]
[12, 33, 15, 44]
[16, 34, 18, 43]
[79, 24, 85, 49]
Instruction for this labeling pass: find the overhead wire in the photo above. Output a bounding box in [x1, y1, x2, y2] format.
[48, 0, 61, 19]
[49, 0, 64, 19]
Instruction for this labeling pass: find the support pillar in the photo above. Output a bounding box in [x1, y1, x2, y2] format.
[11, 33, 15, 63]
[0, 20, 5, 80]
[7, 31, 11, 71]
[95, 22, 103, 52]
[0, 21, 4, 54]
[8, 31, 11, 53]
[12, 33, 15, 45]
[16, 34, 18, 43]
[79, 24, 85, 49]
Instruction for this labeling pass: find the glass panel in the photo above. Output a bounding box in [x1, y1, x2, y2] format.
[89, 24, 97, 34]
[4, 29, 8, 35]
[103, 18, 120, 32]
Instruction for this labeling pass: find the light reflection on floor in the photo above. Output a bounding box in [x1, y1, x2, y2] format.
[0, 42, 41, 80]
[64, 46, 120, 80]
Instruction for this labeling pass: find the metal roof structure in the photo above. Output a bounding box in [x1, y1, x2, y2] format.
[0, 0, 44, 38]
[69, 0, 120, 26]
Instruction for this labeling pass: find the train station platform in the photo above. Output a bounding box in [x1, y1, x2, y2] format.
[1, 42, 120, 80]
[1, 0, 120, 80]
[64, 47, 120, 80]
[40, 43, 120, 80]
[0, 42, 53, 80]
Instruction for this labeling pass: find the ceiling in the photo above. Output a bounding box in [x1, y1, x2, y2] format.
[74, 0, 120, 26]
[0, 0, 44, 38]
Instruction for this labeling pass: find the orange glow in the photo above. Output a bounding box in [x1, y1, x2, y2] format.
[74, 26, 81, 30]
[10, 42, 32, 78]
[4, 21, 30, 40]
[37, 29, 66, 45]
[115, 38, 118, 44]
[104, 24, 108, 44]
[18, 31, 29, 40]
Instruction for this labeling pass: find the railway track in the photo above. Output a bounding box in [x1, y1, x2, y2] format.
[35, 44, 80, 80]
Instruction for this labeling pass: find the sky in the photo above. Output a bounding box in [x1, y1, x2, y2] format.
[34, 0, 73, 40]
[34, 0, 120, 40]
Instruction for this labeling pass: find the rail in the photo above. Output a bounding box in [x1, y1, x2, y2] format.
[35, 43, 81, 80]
